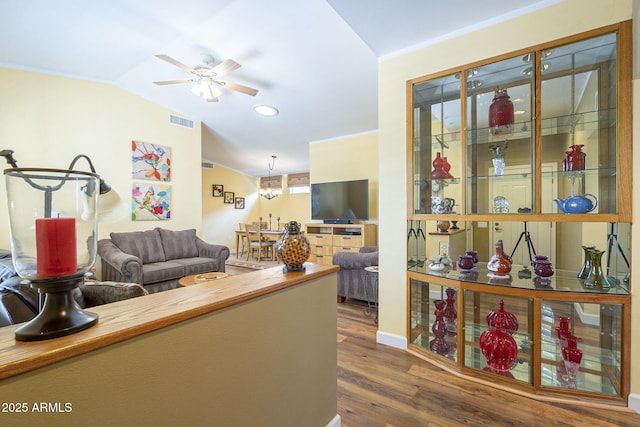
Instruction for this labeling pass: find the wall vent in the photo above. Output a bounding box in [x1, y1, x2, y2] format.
[169, 114, 195, 129]
[201, 162, 214, 169]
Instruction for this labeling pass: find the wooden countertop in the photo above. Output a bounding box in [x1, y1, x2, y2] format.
[0, 263, 339, 380]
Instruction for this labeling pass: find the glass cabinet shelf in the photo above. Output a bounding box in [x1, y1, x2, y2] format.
[409, 263, 630, 296]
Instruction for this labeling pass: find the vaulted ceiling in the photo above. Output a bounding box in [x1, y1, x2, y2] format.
[0, 0, 559, 176]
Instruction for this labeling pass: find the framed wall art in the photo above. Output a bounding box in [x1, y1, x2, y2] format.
[132, 183, 172, 220]
[235, 197, 245, 209]
[213, 184, 224, 197]
[223, 191, 235, 204]
[132, 140, 171, 182]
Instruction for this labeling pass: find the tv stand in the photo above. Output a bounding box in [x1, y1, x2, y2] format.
[306, 223, 377, 265]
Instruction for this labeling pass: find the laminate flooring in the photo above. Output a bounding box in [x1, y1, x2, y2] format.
[337, 299, 640, 427]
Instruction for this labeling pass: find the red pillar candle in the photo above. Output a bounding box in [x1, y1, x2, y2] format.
[35, 217, 77, 278]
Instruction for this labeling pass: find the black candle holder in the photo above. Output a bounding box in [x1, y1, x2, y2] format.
[15, 274, 98, 341]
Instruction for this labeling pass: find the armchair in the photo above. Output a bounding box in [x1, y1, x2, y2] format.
[332, 246, 378, 302]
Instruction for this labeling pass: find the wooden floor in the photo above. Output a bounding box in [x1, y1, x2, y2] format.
[337, 299, 640, 427]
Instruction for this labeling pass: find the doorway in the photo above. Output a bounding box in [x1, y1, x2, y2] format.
[489, 164, 557, 265]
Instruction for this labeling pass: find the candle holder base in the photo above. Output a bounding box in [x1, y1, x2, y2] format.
[15, 275, 98, 342]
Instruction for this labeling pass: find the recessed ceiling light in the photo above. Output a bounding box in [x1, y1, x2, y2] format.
[254, 104, 279, 116]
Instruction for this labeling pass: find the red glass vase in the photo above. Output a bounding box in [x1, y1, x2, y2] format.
[443, 288, 457, 336]
[489, 88, 514, 137]
[561, 335, 583, 382]
[479, 324, 518, 372]
[486, 299, 519, 336]
[430, 152, 448, 179]
[487, 242, 512, 276]
[568, 144, 586, 171]
[556, 316, 572, 348]
[430, 299, 449, 354]
[442, 156, 454, 179]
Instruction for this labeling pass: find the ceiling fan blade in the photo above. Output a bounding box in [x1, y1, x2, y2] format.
[210, 59, 241, 77]
[216, 80, 258, 96]
[153, 79, 194, 85]
[155, 54, 194, 73]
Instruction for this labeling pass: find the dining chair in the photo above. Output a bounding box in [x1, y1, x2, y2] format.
[244, 223, 277, 262]
[238, 223, 249, 256]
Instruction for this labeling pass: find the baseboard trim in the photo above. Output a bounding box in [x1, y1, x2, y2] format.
[326, 413, 341, 427]
[629, 393, 640, 414]
[376, 330, 407, 349]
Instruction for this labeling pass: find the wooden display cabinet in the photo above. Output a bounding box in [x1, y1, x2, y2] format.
[406, 21, 632, 405]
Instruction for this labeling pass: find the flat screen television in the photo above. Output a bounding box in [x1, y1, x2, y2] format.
[311, 179, 369, 223]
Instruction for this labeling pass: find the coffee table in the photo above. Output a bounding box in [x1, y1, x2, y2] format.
[178, 272, 230, 287]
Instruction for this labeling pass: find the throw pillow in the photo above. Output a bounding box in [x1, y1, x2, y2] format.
[156, 228, 198, 260]
[110, 229, 166, 264]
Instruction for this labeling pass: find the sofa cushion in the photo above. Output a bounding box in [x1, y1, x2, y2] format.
[80, 281, 148, 307]
[157, 228, 199, 260]
[142, 261, 185, 285]
[110, 229, 166, 264]
[171, 257, 219, 276]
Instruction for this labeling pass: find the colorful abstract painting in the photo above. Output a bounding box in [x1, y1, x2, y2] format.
[132, 140, 171, 181]
[132, 183, 171, 221]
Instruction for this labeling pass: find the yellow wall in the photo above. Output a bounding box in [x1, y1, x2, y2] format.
[201, 164, 311, 250]
[377, 0, 638, 400]
[309, 131, 379, 223]
[0, 67, 203, 249]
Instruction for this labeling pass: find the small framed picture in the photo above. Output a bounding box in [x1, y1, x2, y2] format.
[212, 184, 224, 197]
[235, 197, 245, 209]
[223, 192, 235, 204]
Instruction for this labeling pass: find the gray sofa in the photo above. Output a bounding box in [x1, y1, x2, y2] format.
[332, 246, 378, 303]
[98, 228, 230, 293]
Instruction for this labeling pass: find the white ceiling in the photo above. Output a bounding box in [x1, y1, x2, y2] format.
[0, 0, 559, 176]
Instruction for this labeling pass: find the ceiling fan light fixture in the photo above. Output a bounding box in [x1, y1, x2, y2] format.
[191, 81, 221, 101]
[254, 104, 279, 117]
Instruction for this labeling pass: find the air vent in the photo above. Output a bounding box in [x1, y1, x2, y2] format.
[201, 162, 214, 169]
[168, 114, 195, 129]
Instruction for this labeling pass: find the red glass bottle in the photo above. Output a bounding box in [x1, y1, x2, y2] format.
[430, 299, 449, 355]
[443, 288, 457, 336]
[489, 88, 514, 137]
[561, 335, 583, 382]
[442, 156, 454, 179]
[556, 316, 571, 348]
[487, 242, 512, 276]
[430, 152, 448, 179]
[567, 144, 586, 171]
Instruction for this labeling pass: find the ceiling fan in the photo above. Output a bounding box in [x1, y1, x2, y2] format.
[153, 53, 258, 102]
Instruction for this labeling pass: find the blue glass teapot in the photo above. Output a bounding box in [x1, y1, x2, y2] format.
[554, 194, 597, 214]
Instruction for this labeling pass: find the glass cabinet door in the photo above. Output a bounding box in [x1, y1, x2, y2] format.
[540, 32, 618, 214]
[465, 55, 534, 215]
[463, 291, 533, 385]
[412, 74, 462, 215]
[410, 278, 458, 362]
[540, 299, 623, 397]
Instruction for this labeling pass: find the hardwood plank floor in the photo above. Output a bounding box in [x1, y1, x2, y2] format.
[337, 299, 640, 427]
